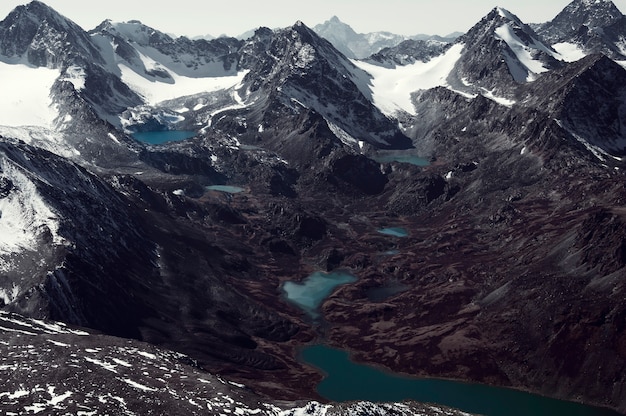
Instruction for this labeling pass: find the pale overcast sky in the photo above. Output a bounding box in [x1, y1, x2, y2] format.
[1, 0, 626, 38]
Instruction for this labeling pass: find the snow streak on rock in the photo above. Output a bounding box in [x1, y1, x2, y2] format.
[0, 156, 64, 273]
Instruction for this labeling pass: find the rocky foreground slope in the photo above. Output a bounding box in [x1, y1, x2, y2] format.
[0, 311, 471, 416]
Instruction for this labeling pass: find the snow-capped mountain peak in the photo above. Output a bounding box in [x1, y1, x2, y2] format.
[496, 6, 519, 21]
[450, 6, 561, 96]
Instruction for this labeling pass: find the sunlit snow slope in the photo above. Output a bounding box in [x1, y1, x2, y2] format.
[0, 63, 59, 127]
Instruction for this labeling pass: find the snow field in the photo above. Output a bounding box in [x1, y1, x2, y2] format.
[0, 62, 59, 127]
[352, 43, 465, 116]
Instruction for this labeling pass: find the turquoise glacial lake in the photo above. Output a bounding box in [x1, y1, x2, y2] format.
[282, 271, 357, 318]
[373, 153, 430, 166]
[206, 185, 245, 194]
[132, 130, 196, 144]
[300, 345, 620, 416]
[378, 227, 409, 237]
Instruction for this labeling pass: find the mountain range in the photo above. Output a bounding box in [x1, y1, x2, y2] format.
[1, 0, 626, 414]
[312, 15, 460, 59]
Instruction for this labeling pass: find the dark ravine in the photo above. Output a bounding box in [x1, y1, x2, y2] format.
[0, 0, 626, 415]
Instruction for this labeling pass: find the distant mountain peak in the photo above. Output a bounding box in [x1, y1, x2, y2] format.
[313, 16, 416, 59]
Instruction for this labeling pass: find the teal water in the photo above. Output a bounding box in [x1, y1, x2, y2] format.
[300, 345, 620, 416]
[378, 227, 409, 237]
[282, 271, 357, 318]
[366, 281, 409, 302]
[206, 185, 245, 193]
[373, 153, 430, 166]
[132, 130, 196, 144]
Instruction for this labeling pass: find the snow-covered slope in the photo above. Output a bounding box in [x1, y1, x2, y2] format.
[353, 44, 464, 116]
[0, 63, 59, 128]
[350, 7, 561, 116]
[0, 153, 65, 274]
[87, 19, 253, 132]
[449, 7, 561, 98]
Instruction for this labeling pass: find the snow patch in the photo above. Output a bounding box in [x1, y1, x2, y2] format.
[552, 42, 586, 62]
[47, 339, 71, 347]
[61, 66, 87, 91]
[0, 63, 59, 127]
[497, 7, 516, 20]
[0, 389, 29, 400]
[111, 358, 133, 368]
[295, 44, 316, 68]
[327, 121, 358, 146]
[136, 351, 157, 360]
[555, 119, 622, 162]
[107, 133, 121, 144]
[121, 378, 157, 392]
[0, 284, 20, 306]
[85, 357, 118, 373]
[480, 88, 516, 107]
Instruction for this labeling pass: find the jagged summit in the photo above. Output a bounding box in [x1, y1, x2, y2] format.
[538, 0, 624, 45]
[495, 6, 518, 21]
[451, 6, 560, 94]
[0, 0, 102, 66]
[231, 20, 413, 151]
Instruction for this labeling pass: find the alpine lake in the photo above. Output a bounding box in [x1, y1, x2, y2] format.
[299, 345, 621, 416]
[283, 270, 620, 416]
[131, 130, 196, 145]
[372, 152, 430, 166]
